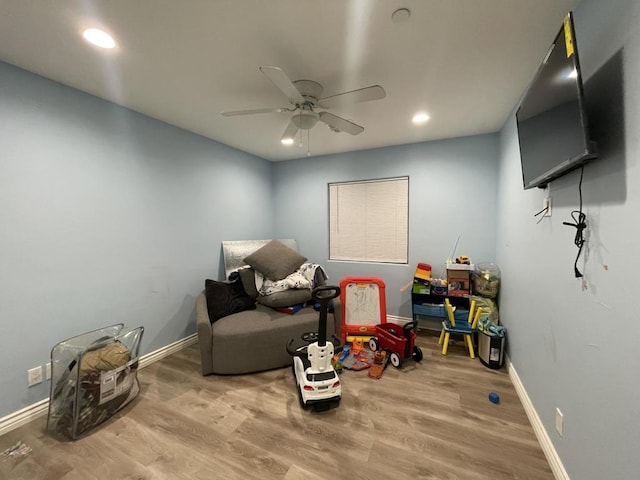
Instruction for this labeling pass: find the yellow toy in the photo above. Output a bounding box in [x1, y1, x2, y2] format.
[455, 255, 470, 265]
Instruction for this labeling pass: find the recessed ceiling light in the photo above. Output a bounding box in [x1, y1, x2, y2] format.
[281, 137, 294, 146]
[82, 28, 116, 49]
[412, 112, 430, 124]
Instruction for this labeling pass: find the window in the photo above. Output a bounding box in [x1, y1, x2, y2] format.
[329, 177, 408, 263]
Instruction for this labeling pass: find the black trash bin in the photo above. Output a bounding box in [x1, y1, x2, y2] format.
[478, 330, 505, 369]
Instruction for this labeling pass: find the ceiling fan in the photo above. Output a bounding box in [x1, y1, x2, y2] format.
[221, 66, 386, 144]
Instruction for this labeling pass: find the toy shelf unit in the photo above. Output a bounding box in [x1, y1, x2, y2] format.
[411, 264, 475, 330]
[412, 293, 471, 330]
[339, 276, 387, 343]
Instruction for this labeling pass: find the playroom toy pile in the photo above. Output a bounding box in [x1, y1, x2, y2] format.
[410, 258, 505, 365]
[287, 276, 424, 411]
[288, 258, 504, 411]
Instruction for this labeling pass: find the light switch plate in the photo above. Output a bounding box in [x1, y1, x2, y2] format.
[28, 366, 43, 386]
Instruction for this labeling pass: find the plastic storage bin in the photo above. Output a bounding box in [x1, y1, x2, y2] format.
[473, 262, 501, 298]
[46, 324, 144, 440]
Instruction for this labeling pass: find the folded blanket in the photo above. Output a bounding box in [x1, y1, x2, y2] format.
[478, 317, 506, 337]
[255, 263, 327, 296]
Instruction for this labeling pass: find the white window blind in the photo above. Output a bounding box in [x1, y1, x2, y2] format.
[329, 177, 408, 263]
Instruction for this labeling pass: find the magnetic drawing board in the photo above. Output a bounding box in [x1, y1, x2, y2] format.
[339, 277, 387, 341]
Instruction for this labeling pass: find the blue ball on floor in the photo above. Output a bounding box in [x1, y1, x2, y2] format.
[488, 392, 500, 404]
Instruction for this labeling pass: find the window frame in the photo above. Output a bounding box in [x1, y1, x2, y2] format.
[328, 176, 409, 264]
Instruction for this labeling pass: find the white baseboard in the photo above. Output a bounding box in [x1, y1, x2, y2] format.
[387, 314, 411, 325]
[137, 333, 198, 369]
[0, 399, 49, 437]
[0, 333, 198, 438]
[508, 360, 570, 480]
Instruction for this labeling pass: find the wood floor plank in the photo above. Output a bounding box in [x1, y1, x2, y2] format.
[0, 332, 553, 479]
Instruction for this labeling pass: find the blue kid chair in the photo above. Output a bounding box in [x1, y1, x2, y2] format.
[438, 298, 482, 358]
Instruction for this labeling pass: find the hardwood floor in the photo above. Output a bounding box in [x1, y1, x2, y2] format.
[0, 332, 553, 479]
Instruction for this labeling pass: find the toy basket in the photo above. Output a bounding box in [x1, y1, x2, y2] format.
[46, 324, 144, 440]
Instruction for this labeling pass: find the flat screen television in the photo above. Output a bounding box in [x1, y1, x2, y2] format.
[516, 12, 597, 190]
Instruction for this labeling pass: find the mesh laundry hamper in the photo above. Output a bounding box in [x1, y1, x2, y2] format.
[46, 324, 144, 440]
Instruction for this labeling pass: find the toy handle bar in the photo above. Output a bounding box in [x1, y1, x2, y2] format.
[403, 321, 418, 334]
[286, 334, 343, 358]
[312, 285, 340, 347]
[286, 338, 307, 359]
[331, 333, 343, 354]
[311, 285, 340, 301]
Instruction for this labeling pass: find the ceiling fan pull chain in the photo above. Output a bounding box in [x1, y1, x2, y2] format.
[307, 129, 311, 156]
[298, 111, 303, 147]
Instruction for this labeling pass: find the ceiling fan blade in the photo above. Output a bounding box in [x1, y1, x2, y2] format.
[318, 85, 386, 109]
[259, 66, 305, 105]
[281, 120, 299, 144]
[319, 111, 364, 135]
[220, 107, 289, 117]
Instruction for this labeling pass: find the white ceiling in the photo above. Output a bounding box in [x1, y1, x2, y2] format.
[0, 0, 580, 161]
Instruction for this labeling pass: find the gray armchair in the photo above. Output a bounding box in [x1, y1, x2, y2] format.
[196, 293, 341, 375]
[196, 239, 341, 375]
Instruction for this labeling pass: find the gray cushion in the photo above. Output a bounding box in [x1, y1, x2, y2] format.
[258, 289, 313, 308]
[243, 240, 307, 281]
[238, 267, 259, 299]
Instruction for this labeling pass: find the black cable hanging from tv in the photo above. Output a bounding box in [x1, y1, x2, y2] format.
[563, 167, 587, 277]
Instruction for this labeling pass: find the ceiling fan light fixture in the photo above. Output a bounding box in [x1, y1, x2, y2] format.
[281, 137, 294, 145]
[291, 110, 319, 130]
[412, 112, 430, 124]
[82, 28, 116, 49]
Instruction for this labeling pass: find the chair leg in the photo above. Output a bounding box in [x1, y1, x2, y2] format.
[441, 332, 450, 355]
[465, 334, 476, 359]
[438, 328, 445, 345]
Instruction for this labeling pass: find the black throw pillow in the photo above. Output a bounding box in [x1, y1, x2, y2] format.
[204, 279, 256, 324]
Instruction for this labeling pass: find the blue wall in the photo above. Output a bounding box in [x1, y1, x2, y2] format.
[4, 2, 637, 474]
[496, 0, 640, 478]
[272, 136, 500, 319]
[0, 62, 274, 417]
[0, 59, 501, 418]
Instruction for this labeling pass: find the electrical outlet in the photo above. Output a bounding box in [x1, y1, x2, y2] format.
[46, 362, 52, 380]
[555, 408, 564, 436]
[543, 197, 552, 217]
[27, 366, 43, 387]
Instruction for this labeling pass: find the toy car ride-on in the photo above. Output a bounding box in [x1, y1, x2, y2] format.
[287, 285, 342, 411]
[368, 321, 423, 368]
